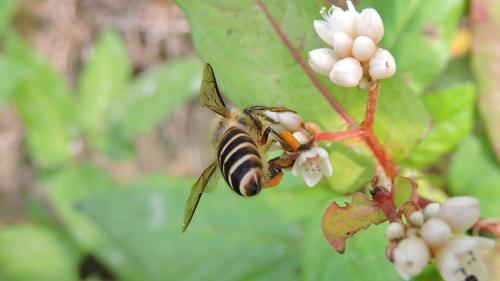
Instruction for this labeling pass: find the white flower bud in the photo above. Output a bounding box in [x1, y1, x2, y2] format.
[420, 218, 452, 246]
[369, 48, 396, 80]
[437, 196, 480, 233]
[277, 112, 303, 132]
[327, 6, 357, 37]
[329, 57, 363, 87]
[423, 203, 440, 219]
[332, 32, 353, 58]
[356, 8, 384, 44]
[393, 237, 430, 280]
[292, 131, 310, 145]
[308, 48, 337, 76]
[386, 222, 405, 241]
[314, 20, 333, 46]
[408, 211, 424, 227]
[352, 36, 376, 61]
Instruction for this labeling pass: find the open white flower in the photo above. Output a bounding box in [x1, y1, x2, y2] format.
[310, 1, 396, 88]
[292, 147, 332, 187]
[435, 236, 495, 281]
[393, 236, 430, 280]
[437, 196, 480, 232]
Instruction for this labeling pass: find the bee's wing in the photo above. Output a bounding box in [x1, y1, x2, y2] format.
[182, 161, 219, 232]
[200, 63, 231, 118]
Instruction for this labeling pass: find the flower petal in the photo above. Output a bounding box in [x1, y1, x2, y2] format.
[314, 20, 334, 46]
[309, 48, 337, 76]
[319, 158, 333, 177]
[303, 169, 322, 187]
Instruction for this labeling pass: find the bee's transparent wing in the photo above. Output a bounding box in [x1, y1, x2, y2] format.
[200, 63, 230, 118]
[182, 161, 219, 232]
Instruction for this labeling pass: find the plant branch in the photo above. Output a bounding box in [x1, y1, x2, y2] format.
[315, 128, 365, 141]
[363, 82, 380, 130]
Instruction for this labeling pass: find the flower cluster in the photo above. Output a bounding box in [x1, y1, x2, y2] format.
[264, 111, 332, 187]
[385, 197, 495, 281]
[309, 1, 396, 88]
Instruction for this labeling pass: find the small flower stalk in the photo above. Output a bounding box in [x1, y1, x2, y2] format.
[385, 196, 496, 281]
[309, 1, 396, 89]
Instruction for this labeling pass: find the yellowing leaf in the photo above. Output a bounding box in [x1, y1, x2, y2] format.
[322, 193, 386, 253]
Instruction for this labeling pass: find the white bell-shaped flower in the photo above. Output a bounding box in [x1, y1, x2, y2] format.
[386, 222, 405, 241]
[352, 35, 377, 61]
[423, 203, 440, 219]
[420, 218, 452, 246]
[393, 236, 431, 280]
[308, 48, 337, 76]
[369, 48, 396, 80]
[329, 57, 363, 87]
[408, 211, 424, 227]
[264, 111, 303, 132]
[321, 4, 357, 38]
[356, 8, 384, 44]
[292, 147, 333, 187]
[437, 196, 480, 232]
[332, 32, 353, 58]
[436, 236, 494, 281]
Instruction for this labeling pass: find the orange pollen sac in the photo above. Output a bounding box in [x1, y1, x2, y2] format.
[280, 131, 301, 151]
[264, 172, 283, 188]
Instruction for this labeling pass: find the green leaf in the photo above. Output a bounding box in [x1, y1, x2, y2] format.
[360, 0, 467, 92]
[5, 34, 76, 168]
[0, 0, 16, 36]
[322, 193, 386, 253]
[103, 57, 202, 159]
[325, 142, 376, 194]
[392, 177, 416, 208]
[78, 175, 331, 281]
[178, 0, 430, 188]
[449, 136, 500, 217]
[0, 224, 79, 281]
[78, 31, 131, 152]
[43, 163, 118, 252]
[409, 83, 476, 168]
[471, 0, 500, 161]
[43, 164, 145, 280]
[303, 219, 401, 281]
[0, 56, 26, 107]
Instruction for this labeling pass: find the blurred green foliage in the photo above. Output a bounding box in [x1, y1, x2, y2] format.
[0, 0, 499, 280]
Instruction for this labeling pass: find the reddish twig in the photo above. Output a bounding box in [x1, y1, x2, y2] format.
[363, 82, 380, 130]
[315, 128, 365, 141]
[371, 186, 400, 222]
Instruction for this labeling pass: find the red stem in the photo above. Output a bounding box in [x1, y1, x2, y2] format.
[315, 129, 365, 141]
[256, 0, 399, 178]
[364, 82, 380, 130]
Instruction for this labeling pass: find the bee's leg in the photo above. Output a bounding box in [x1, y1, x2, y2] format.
[263, 156, 296, 188]
[259, 126, 300, 152]
[243, 106, 262, 131]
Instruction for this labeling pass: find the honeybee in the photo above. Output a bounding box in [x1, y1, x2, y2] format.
[182, 63, 313, 231]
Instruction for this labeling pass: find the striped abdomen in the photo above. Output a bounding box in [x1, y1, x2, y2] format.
[217, 127, 262, 196]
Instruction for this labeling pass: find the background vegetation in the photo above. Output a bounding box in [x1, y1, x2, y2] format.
[0, 0, 498, 280]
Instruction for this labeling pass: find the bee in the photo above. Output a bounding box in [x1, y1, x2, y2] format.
[182, 63, 312, 231]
